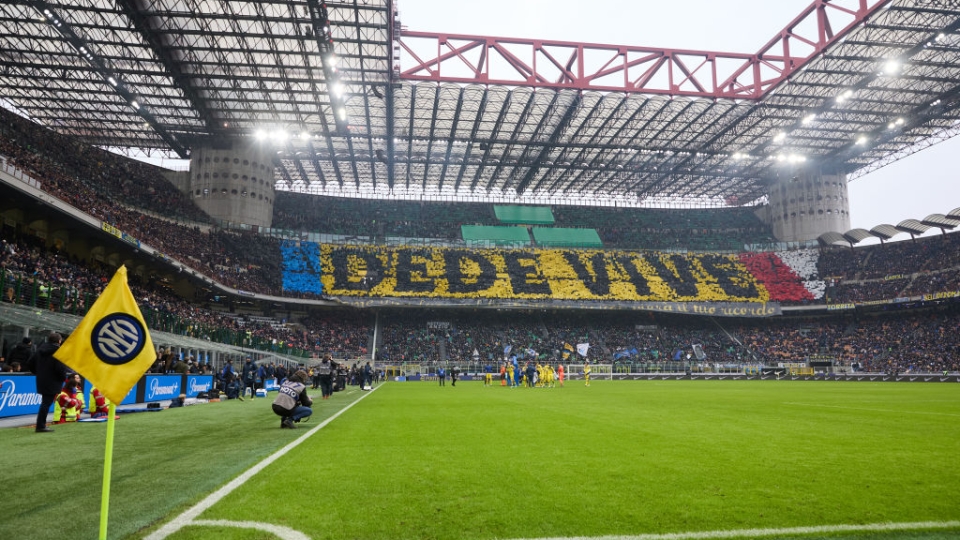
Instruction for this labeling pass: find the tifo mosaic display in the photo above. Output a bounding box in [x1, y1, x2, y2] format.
[313, 244, 816, 305]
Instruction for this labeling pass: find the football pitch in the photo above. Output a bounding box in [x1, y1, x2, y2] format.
[4, 380, 960, 540]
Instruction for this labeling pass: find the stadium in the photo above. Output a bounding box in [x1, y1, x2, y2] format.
[1, 0, 959, 539]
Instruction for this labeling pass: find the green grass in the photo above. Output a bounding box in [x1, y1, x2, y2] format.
[4, 381, 960, 540]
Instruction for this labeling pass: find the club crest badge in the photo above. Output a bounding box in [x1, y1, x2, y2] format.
[91, 313, 147, 365]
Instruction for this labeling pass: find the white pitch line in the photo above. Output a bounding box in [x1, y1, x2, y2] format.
[783, 401, 960, 417]
[505, 520, 960, 540]
[189, 519, 311, 540]
[144, 386, 377, 540]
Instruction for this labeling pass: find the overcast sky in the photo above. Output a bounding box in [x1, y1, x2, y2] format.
[398, 0, 960, 233]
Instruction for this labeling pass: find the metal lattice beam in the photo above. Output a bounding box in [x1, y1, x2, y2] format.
[397, 0, 893, 99]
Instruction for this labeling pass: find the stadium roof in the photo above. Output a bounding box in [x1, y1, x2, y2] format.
[1, 0, 960, 205]
[817, 208, 960, 247]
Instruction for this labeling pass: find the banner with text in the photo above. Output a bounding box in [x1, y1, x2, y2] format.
[318, 244, 780, 316]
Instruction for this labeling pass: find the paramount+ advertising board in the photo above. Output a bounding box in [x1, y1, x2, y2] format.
[0, 374, 214, 419]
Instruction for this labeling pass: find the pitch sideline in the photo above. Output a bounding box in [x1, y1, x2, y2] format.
[507, 521, 960, 540]
[143, 386, 377, 540]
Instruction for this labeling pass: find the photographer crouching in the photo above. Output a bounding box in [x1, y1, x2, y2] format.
[272, 370, 312, 429]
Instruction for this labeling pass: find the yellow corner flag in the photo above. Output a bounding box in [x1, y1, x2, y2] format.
[55, 265, 156, 404]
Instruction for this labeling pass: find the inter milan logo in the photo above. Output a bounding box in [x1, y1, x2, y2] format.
[91, 313, 147, 365]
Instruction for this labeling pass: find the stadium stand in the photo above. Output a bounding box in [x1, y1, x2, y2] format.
[550, 204, 778, 251]
[3, 204, 960, 376]
[280, 240, 324, 297]
[370, 308, 960, 375]
[0, 107, 209, 224]
[2, 107, 960, 378]
[272, 191, 499, 239]
[4, 120, 960, 310]
[0, 231, 369, 359]
[4, 123, 960, 311]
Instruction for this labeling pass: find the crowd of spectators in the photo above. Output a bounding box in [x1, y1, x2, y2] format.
[904, 270, 960, 297]
[0, 230, 370, 359]
[2, 105, 959, 311]
[818, 234, 960, 281]
[376, 311, 603, 366]
[825, 280, 909, 303]
[272, 192, 498, 240]
[0, 107, 282, 294]
[272, 191, 779, 251]
[551, 205, 777, 251]
[3, 220, 959, 375]
[817, 233, 960, 303]
[0, 107, 208, 224]
[373, 308, 960, 374]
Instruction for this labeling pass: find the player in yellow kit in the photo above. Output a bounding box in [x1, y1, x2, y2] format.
[584, 360, 591, 386]
[544, 364, 555, 387]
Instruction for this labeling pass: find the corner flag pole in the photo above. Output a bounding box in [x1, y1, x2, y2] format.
[52, 266, 156, 540]
[99, 402, 118, 540]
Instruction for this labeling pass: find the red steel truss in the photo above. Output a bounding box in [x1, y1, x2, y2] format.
[398, 0, 893, 99]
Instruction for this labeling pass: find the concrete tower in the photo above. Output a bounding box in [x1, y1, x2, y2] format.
[763, 169, 851, 242]
[188, 141, 276, 229]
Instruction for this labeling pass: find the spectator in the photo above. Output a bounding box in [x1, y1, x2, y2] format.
[7, 337, 33, 370]
[32, 332, 67, 433]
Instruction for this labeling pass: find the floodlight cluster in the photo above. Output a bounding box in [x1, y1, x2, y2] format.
[316, 2, 349, 132]
[253, 128, 320, 144]
[763, 50, 919, 166]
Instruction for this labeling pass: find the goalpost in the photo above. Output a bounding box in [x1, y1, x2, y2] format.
[782, 362, 813, 376]
[568, 363, 613, 380]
